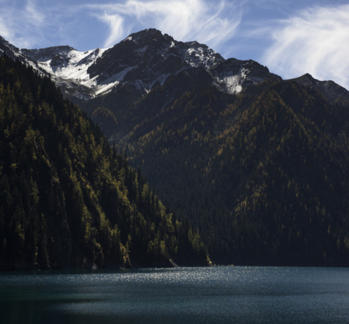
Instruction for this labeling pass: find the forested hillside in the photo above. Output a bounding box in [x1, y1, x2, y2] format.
[0, 55, 210, 271]
[120, 78, 349, 266]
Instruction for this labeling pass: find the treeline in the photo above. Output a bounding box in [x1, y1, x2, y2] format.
[0, 55, 210, 270]
[122, 78, 349, 266]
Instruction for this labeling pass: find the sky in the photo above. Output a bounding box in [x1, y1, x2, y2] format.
[0, 0, 348, 90]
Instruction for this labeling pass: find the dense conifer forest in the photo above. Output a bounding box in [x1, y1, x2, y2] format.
[2, 51, 349, 269]
[112, 78, 349, 266]
[0, 55, 210, 270]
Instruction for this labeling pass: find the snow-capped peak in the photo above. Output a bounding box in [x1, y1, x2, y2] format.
[0, 29, 280, 100]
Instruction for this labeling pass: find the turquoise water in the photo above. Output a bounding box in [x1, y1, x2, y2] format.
[1, 266, 349, 324]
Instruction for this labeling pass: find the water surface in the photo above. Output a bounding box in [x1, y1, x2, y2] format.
[1, 266, 349, 324]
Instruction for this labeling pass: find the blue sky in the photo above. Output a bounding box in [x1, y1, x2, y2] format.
[0, 0, 348, 90]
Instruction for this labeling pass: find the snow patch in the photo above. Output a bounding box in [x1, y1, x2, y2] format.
[223, 75, 243, 94]
[54, 48, 106, 79]
[184, 46, 219, 69]
[102, 65, 136, 84]
[94, 80, 119, 96]
[27, 47, 112, 98]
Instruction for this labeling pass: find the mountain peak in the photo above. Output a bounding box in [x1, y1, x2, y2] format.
[291, 73, 349, 103]
[138, 27, 163, 36]
[0, 30, 285, 100]
[121, 28, 174, 47]
[297, 73, 317, 84]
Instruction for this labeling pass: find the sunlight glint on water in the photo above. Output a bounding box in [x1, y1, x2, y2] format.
[1, 266, 349, 324]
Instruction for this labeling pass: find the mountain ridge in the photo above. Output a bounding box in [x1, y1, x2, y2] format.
[290, 73, 349, 103]
[0, 29, 282, 100]
[1, 28, 347, 111]
[2, 29, 349, 267]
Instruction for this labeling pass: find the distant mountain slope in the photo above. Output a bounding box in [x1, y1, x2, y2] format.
[0, 36, 28, 61]
[0, 55, 210, 271]
[120, 78, 349, 266]
[291, 73, 349, 104]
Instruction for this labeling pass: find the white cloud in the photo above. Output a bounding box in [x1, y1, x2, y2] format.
[263, 4, 349, 89]
[89, 0, 242, 50]
[0, 17, 11, 39]
[0, 0, 48, 48]
[0, 0, 241, 54]
[99, 13, 126, 48]
[25, 0, 45, 28]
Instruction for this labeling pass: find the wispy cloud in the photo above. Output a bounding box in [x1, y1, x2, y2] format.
[0, 17, 11, 39]
[25, 0, 45, 28]
[98, 13, 126, 49]
[0, 0, 48, 48]
[0, 0, 242, 54]
[89, 0, 242, 50]
[0, 0, 91, 49]
[262, 4, 349, 89]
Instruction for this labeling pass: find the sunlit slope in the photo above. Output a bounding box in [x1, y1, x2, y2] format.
[0, 55, 210, 270]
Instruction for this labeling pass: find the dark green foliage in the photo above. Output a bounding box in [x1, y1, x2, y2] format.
[91, 106, 118, 135]
[0, 55, 210, 270]
[119, 76, 349, 266]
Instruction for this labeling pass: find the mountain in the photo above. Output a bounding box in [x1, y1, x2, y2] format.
[2, 29, 347, 109]
[0, 35, 28, 61]
[2, 29, 347, 139]
[0, 54, 210, 271]
[2, 29, 349, 267]
[291, 73, 349, 104]
[0, 29, 281, 102]
[0, 29, 283, 142]
[122, 79, 349, 266]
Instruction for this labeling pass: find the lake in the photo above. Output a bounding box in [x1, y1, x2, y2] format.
[1, 266, 349, 324]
